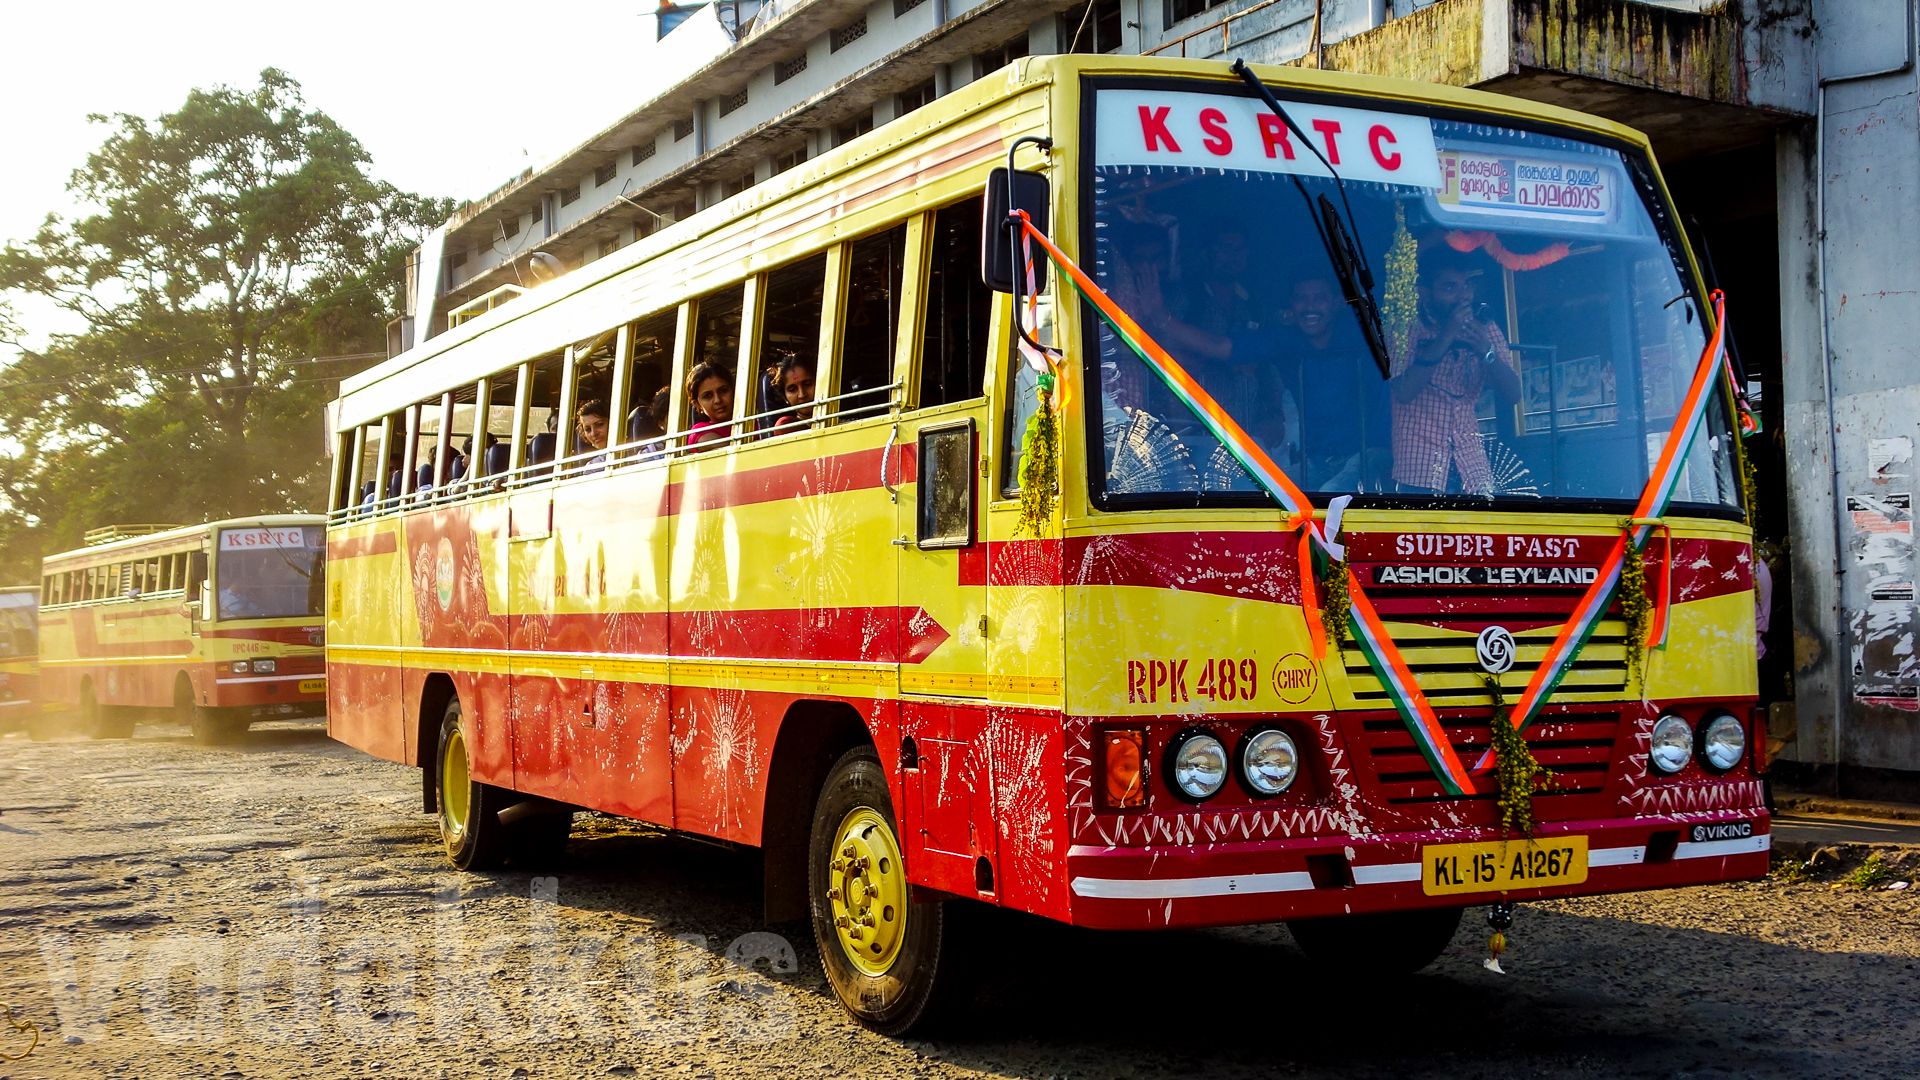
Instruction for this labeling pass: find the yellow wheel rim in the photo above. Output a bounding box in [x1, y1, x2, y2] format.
[827, 806, 909, 976]
[440, 725, 471, 850]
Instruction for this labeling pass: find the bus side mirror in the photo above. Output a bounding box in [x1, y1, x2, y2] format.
[981, 167, 1049, 294]
[180, 599, 203, 621]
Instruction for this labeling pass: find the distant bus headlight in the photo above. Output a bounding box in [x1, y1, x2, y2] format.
[1240, 728, 1298, 796]
[231, 661, 249, 673]
[1650, 715, 1693, 774]
[251, 659, 277, 674]
[1168, 731, 1228, 800]
[1700, 713, 1746, 772]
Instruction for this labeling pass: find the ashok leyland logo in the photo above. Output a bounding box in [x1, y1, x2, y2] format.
[1476, 625, 1516, 674]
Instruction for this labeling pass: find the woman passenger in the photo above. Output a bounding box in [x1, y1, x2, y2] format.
[684, 361, 735, 448]
[575, 398, 610, 470]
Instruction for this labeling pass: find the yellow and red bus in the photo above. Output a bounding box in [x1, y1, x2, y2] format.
[37, 518, 327, 742]
[326, 54, 1766, 1032]
[0, 585, 37, 731]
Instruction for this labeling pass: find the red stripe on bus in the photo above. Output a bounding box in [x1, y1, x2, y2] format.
[665, 444, 918, 515]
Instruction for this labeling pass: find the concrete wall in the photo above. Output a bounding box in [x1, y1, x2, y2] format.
[1777, 0, 1920, 784]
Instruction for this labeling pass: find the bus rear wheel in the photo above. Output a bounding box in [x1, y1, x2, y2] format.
[435, 696, 512, 871]
[807, 746, 956, 1035]
[1285, 906, 1464, 976]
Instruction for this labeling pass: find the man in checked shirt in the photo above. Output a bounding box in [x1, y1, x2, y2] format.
[1389, 249, 1522, 495]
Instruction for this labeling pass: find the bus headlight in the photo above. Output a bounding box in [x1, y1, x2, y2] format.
[251, 659, 277, 674]
[1240, 728, 1299, 796]
[1700, 713, 1746, 772]
[1168, 730, 1228, 800]
[1650, 715, 1693, 774]
[231, 661, 249, 673]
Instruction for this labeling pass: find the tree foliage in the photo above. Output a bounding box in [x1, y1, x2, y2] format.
[0, 69, 449, 580]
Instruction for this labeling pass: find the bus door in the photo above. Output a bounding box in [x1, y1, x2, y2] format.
[893, 408, 993, 895]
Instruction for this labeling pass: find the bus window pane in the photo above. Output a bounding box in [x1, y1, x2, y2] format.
[840, 225, 907, 420]
[687, 285, 745, 446]
[571, 331, 617, 458]
[417, 398, 445, 490]
[215, 525, 325, 620]
[919, 196, 991, 408]
[624, 310, 677, 451]
[356, 423, 383, 510]
[526, 353, 565, 474]
[451, 382, 482, 481]
[757, 253, 827, 430]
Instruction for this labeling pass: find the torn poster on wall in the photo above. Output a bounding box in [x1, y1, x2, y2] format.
[1868, 436, 1913, 480]
[1847, 492, 1914, 602]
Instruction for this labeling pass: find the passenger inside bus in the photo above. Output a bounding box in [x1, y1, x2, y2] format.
[684, 361, 734, 448]
[574, 398, 610, 469]
[1389, 248, 1521, 495]
[771, 357, 815, 431]
[1287, 274, 1394, 491]
[635, 388, 673, 459]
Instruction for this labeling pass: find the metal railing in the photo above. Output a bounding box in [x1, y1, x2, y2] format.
[328, 382, 902, 526]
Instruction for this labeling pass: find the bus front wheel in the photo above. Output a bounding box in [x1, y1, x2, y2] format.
[435, 697, 511, 871]
[1285, 906, 1464, 976]
[181, 681, 247, 744]
[807, 745, 957, 1035]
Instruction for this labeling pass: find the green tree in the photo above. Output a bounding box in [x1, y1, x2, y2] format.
[0, 68, 449, 580]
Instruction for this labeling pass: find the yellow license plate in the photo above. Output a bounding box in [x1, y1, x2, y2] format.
[298, 678, 326, 695]
[1421, 836, 1589, 896]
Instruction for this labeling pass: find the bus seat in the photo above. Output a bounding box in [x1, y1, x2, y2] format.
[386, 470, 403, 500]
[484, 443, 511, 477]
[529, 432, 557, 466]
[415, 463, 435, 490]
[449, 456, 467, 481]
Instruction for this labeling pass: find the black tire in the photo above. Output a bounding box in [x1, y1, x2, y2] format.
[435, 696, 511, 871]
[80, 684, 134, 740]
[1286, 906, 1464, 976]
[807, 745, 958, 1035]
[180, 678, 246, 744]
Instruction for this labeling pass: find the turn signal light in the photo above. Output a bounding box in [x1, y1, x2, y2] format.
[1101, 728, 1147, 809]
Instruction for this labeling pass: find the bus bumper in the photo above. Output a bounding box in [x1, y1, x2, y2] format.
[1062, 809, 1771, 930]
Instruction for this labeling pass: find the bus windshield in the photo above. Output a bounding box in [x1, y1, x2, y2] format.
[0, 593, 34, 659]
[215, 526, 325, 620]
[1086, 84, 1740, 512]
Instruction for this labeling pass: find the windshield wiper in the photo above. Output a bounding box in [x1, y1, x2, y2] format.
[1231, 59, 1393, 381]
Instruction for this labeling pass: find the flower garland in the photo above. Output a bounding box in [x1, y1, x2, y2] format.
[1616, 518, 1653, 692]
[1015, 371, 1059, 537]
[1381, 203, 1420, 364]
[1445, 230, 1573, 272]
[1316, 553, 1353, 651]
[1485, 676, 1554, 835]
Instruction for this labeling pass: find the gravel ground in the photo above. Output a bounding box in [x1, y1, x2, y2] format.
[1, 721, 1915, 1079]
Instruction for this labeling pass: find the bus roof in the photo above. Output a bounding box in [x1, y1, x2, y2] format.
[41, 514, 326, 570]
[335, 52, 1655, 428]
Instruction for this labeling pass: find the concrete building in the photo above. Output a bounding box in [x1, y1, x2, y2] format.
[400, 0, 1920, 797]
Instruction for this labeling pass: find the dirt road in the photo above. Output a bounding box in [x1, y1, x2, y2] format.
[1, 721, 1915, 1079]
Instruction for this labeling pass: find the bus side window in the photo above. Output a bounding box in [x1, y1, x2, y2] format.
[622, 310, 677, 455]
[757, 253, 827, 432]
[568, 331, 617, 463]
[187, 552, 207, 602]
[525, 353, 565, 479]
[918, 194, 992, 409]
[687, 284, 745, 450]
[450, 381, 482, 488]
[839, 224, 908, 422]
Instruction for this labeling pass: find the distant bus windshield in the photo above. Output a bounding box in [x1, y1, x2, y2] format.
[0, 592, 34, 659]
[215, 526, 325, 620]
[1086, 84, 1740, 511]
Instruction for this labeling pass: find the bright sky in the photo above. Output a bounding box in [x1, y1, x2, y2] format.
[1, 0, 696, 349]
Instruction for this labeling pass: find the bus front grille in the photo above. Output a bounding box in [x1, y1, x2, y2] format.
[1356, 709, 1623, 804]
[1335, 618, 1633, 706]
